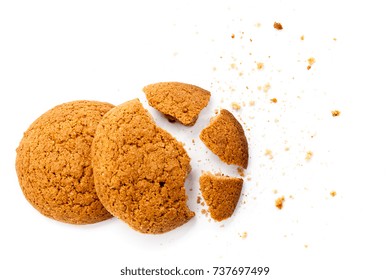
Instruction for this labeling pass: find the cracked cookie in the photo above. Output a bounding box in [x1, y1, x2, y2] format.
[92, 99, 195, 234]
[143, 82, 210, 126]
[200, 172, 243, 222]
[200, 109, 249, 168]
[15, 100, 114, 224]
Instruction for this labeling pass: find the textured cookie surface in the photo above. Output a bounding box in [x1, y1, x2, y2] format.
[16, 100, 114, 224]
[143, 82, 211, 126]
[200, 173, 243, 222]
[200, 109, 249, 168]
[92, 99, 194, 234]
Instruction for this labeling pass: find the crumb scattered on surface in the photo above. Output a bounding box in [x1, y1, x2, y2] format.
[197, 196, 201, 204]
[231, 102, 241, 110]
[307, 65, 312, 70]
[201, 209, 208, 216]
[304, 244, 309, 248]
[300, 35, 305, 40]
[263, 83, 271, 93]
[237, 167, 245, 177]
[308, 57, 316, 65]
[265, 149, 273, 160]
[284, 147, 290, 151]
[275, 196, 285, 209]
[240, 232, 248, 239]
[305, 151, 313, 161]
[249, 100, 255, 106]
[330, 191, 337, 197]
[270, 98, 278, 103]
[231, 34, 235, 39]
[273, 189, 278, 194]
[257, 62, 264, 70]
[332, 110, 340, 117]
[273, 22, 283, 30]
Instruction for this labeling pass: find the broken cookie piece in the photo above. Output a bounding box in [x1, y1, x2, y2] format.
[92, 99, 194, 234]
[200, 109, 249, 168]
[199, 172, 243, 222]
[143, 82, 211, 126]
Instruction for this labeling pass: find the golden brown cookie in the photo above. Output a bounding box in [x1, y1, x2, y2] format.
[92, 99, 194, 234]
[15, 100, 114, 224]
[200, 109, 249, 168]
[199, 172, 243, 222]
[143, 82, 211, 126]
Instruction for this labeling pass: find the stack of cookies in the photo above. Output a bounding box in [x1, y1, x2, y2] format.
[15, 82, 249, 234]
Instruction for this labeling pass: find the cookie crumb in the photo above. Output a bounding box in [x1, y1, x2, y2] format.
[308, 57, 316, 65]
[275, 196, 285, 209]
[263, 83, 271, 93]
[305, 151, 313, 161]
[240, 232, 248, 239]
[249, 100, 255, 106]
[330, 191, 337, 197]
[270, 98, 278, 103]
[273, 189, 278, 194]
[307, 57, 316, 70]
[300, 35, 305, 40]
[331, 110, 340, 117]
[304, 244, 309, 248]
[257, 62, 264, 70]
[237, 167, 245, 177]
[197, 196, 201, 204]
[231, 34, 235, 39]
[265, 149, 273, 160]
[231, 102, 241, 110]
[273, 22, 283, 30]
[201, 209, 208, 216]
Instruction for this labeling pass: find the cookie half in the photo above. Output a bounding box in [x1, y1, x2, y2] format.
[92, 99, 195, 234]
[200, 172, 243, 222]
[143, 82, 211, 126]
[15, 100, 114, 224]
[200, 109, 249, 168]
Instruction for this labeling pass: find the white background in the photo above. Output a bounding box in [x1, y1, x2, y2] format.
[1, 1, 389, 279]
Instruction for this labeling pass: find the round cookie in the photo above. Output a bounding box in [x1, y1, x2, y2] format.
[92, 99, 194, 234]
[16, 100, 114, 224]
